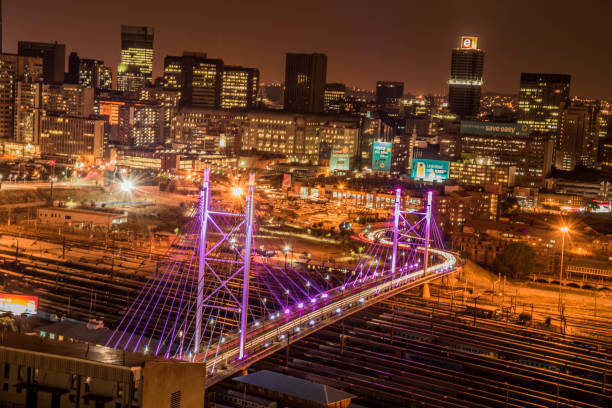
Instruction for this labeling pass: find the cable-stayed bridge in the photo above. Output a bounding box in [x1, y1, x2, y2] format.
[106, 169, 461, 386]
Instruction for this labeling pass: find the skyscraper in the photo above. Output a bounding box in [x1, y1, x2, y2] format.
[117, 26, 154, 92]
[375, 81, 403, 112]
[448, 36, 484, 118]
[517, 73, 571, 134]
[17, 41, 65, 83]
[79, 59, 112, 90]
[555, 101, 599, 170]
[65, 52, 80, 84]
[163, 52, 223, 108]
[283, 53, 327, 113]
[221, 66, 259, 109]
[0, 54, 43, 139]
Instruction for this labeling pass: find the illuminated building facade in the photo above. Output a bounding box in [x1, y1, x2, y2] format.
[221, 66, 259, 109]
[117, 26, 154, 92]
[79, 58, 112, 90]
[118, 102, 161, 146]
[14, 81, 41, 144]
[0, 54, 42, 139]
[324, 83, 346, 113]
[517, 73, 570, 134]
[172, 108, 247, 155]
[449, 159, 516, 187]
[375, 81, 403, 113]
[39, 113, 106, 163]
[555, 101, 599, 170]
[599, 135, 612, 181]
[283, 53, 327, 113]
[244, 112, 300, 156]
[17, 41, 65, 83]
[459, 121, 553, 186]
[163, 52, 223, 108]
[434, 190, 498, 230]
[448, 36, 484, 118]
[139, 88, 179, 142]
[42, 83, 94, 116]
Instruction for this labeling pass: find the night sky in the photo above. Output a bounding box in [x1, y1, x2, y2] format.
[4, 0, 612, 98]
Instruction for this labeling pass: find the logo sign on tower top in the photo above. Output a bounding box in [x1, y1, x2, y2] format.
[460, 36, 478, 50]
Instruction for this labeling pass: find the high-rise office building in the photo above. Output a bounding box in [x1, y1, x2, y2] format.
[66, 52, 111, 90]
[39, 113, 106, 162]
[517, 73, 571, 134]
[117, 26, 154, 92]
[448, 36, 484, 118]
[459, 121, 553, 186]
[14, 81, 41, 144]
[163, 52, 223, 108]
[221, 66, 259, 109]
[0, 54, 42, 139]
[555, 101, 600, 170]
[17, 41, 65, 83]
[375, 81, 403, 112]
[324, 83, 346, 113]
[42, 83, 94, 117]
[79, 59, 112, 90]
[65, 52, 80, 84]
[283, 53, 327, 113]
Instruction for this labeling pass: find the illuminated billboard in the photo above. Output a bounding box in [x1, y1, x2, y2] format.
[0, 293, 38, 315]
[460, 36, 478, 49]
[411, 159, 450, 182]
[372, 141, 392, 172]
[460, 121, 529, 137]
[330, 144, 351, 171]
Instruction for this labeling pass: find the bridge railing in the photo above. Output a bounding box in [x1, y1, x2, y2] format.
[202, 249, 458, 376]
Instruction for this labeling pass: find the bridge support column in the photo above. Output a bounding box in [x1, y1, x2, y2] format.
[423, 191, 432, 275]
[391, 188, 400, 275]
[194, 169, 210, 357]
[239, 173, 255, 360]
[421, 282, 430, 299]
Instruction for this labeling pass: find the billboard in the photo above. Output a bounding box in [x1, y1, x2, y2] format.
[372, 141, 392, 172]
[460, 36, 478, 50]
[0, 293, 38, 315]
[282, 173, 292, 189]
[460, 121, 529, 137]
[411, 159, 450, 182]
[330, 144, 351, 171]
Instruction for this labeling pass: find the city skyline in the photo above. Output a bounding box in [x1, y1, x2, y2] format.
[3, 0, 612, 98]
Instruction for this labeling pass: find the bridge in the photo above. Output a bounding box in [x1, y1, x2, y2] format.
[106, 169, 461, 386]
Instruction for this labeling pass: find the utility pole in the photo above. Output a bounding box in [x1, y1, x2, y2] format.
[49, 160, 56, 204]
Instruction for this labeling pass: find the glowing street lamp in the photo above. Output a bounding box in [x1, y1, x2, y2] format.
[232, 186, 243, 197]
[283, 244, 291, 271]
[120, 179, 135, 193]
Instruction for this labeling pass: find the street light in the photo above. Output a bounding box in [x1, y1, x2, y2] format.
[232, 186, 243, 197]
[284, 244, 291, 272]
[558, 226, 570, 334]
[120, 179, 135, 193]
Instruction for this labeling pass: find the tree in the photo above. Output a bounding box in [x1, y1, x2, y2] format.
[492, 242, 535, 280]
[501, 197, 520, 215]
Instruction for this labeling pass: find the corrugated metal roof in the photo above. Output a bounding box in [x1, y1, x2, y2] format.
[233, 370, 354, 405]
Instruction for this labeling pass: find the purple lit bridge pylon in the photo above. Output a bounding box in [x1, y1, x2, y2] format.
[107, 172, 462, 386]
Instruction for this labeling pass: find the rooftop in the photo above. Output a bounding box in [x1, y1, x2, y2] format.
[233, 369, 355, 406]
[0, 331, 149, 368]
